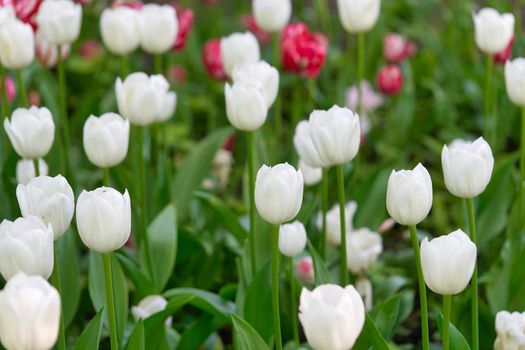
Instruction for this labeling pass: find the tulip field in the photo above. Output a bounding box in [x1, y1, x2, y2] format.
[1, 0, 525, 349]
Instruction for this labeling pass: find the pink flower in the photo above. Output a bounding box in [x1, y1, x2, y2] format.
[1, 0, 42, 30]
[296, 256, 314, 284]
[110, 0, 143, 10]
[201, 38, 227, 80]
[383, 33, 417, 63]
[494, 36, 514, 65]
[346, 80, 384, 114]
[241, 14, 270, 44]
[167, 64, 187, 84]
[172, 8, 194, 51]
[377, 65, 403, 96]
[28, 90, 40, 106]
[79, 40, 103, 60]
[1, 77, 16, 103]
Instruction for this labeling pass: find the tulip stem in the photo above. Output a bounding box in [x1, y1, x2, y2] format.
[408, 225, 429, 350]
[57, 50, 70, 176]
[103, 253, 119, 350]
[289, 257, 299, 348]
[0, 65, 9, 117]
[356, 32, 365, 115]
[335, 164, 348, 286]
[465, 198, 478, 350]
[520, 107, 525, 225]
[103, 167, 110, 187]
[33, 158, 39, 177]
[137, 127, 152, 275]
[442, 294, 452, 350]
[121, 55, 129, 78]
[154, 54, 163, 75]
[271, 224, 283, 350]
[51, 246, 66, 350]
[246, 131, 257, 276]
[15, 70, 28, 108]
[484, 54, 494, 147]
[319, 168, 328, 258]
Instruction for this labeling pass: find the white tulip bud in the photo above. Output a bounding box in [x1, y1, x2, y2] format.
[494, 311, 525, 350]
[16, 175, 75, 240]
[212, 149, 233, 187]
[4, 106, 55, 159]
[252, 0, 291, 32]
[220, 32, 260, 76]
[36, 0, 82, 45]
[132, 295, 172, 328]
[225, 81, 268, 131]
[116, 72, 175, 126]
[336, 0, 381, 33]
[255, 163, 303, 225]
[420, 229, 476, 295]
[16, 158, 48, 185]
[293, 121, 327, 168]
[0, 6, 15, 26]
[505, 58, 525, 107]
[299, 159, 322, 186]
[232, 61, 279, 108]
[83, 113, 130, 168]
[0, 19, 34, 69]
[299, 284, 365, 350]
[317, 201, 357, 246]
[386, 163, 432, 226]
[473, 8, 514, 54]
[0, 216, 54, 280]
[76, 187, 131, 253]
[442, 137, 493, 198]
[309, 105, 361, 166]
[356, 277, 373, 310]
[346, 228, 382, 274]
[138, 4, 177, 54]
[278, 221, 307, 257]
[100, 7, 140, 55]
[0, 272, 60, 350]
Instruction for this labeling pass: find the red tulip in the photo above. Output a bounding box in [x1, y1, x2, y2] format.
[79, 40, 103, 60]
[172, 8, 194, 51]
[1, 0, 42, 30]
[241, 14, 270, 44]
[383, 33, 416, 63]
[222, 134, 236, 152]
[494, 36, 514, 64]
[281, 22, 328, 79]
[202, 39, 227, 81]
[28, 90, 40, 106]
[377, 65, 403, 95]
[110, 0, 143, 10]
[167, 64, 187, 84]
[1, 77, 16, 103]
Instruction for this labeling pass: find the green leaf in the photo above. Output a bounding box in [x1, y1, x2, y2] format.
[231, 314, 271, 350]
[171, 127, 233, 220]
[74, 308, 104, 350]
[371, 294, 402, 340]
[438, 314, 471, 350]
[127, 319, 145, 350]
[116, 252, 155, 298]
[164, 288, 235, 319]
[55, 231, 80, 327]
[353, 168, 390, 230]
[243, 261, 272, 344]
[307, 240, 333, 285]
[363, 312, 390, 350]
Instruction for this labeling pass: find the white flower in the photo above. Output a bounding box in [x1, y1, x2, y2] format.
[494, 311, 525, 350]
[132, 295, 172, 328]
[100, 7, 140, 55]
[0, 18, 34, 69]
[220, 32, 260, 76]
[224, 80, 268, 131]
[279, 221, 307, 257]
[473, 7, 514, 54]
[317, 201, 357, 246]
[252, 0, 291, 32]
[336, 0, 381, 33]
[36, 0, 82, 45]
[345, 228, 382, 274]
[505, 58, 525, 107]
[16, 159, 48, 185]
[137, 4, 177, 54]
[299, 159, 322, 186]
[232, 61, 279, 108]
[293, 120, 327, 168]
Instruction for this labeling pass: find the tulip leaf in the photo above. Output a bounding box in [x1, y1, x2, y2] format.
[437, 314, 471, 350]
[353, 167, 390, 230]
[171, 126, 233, 220]
[177, 314, 229, 350]
[362, 312, 390, 350]
[74, 307, 104, 350]
[55, 230, 81, 327]
[307, 240, 334, 285]
[163, 287, 236, 319]
[231, 313, 271, 350]
[370, 294, 402, 340]
[243, 260, 273, 344]
[127, 319, 145, 350]
[116, 252, 156, 298]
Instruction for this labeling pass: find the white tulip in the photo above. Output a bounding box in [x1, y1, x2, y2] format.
[4, 106, 55, 159]
[309, 105, 361, 166]
[299, 284, 365, 350]
[16, 175, 75, 240]
[473, 7, 514, 54]
[317, 201, 357, 246]
[16, 158, 48, 185]
[494, 311, 525, 350]
[0, 272, 60, 350]
[255, 163, 303, 225]
[293, 121, 327, 168]
[0, 6, 15, 26]
[100, 7, 140, 55]
[252, 0, 291, 32]
[505, 58, 525, 107]
[220, 32, 260, 76]
[346, 228, 382, 274]
[83, 113, 130, 168]
[232, 61, 279, 108]
[442, 137, 493, 198]
[336, 0, 381, 33]
[279, 221, 307, 257]
[138, 4, 177, 54]
[212, 149, 233, 187]
[0, 19, 34, 69]
[386, 163, 432, 226]
[299, 159, 322, 186]
[224, 80, 268, 131]
[132, 295, 172, 328]
[356, 276, 373, 310]
[420, 229, 476, 295]
[36, 0, 82, 45]
[76, 187, 131, 253]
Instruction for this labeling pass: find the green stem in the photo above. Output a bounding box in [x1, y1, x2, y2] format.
[443, 295, 452, 350]
[521, 107, 525, 223]
[15, 70, 28, 107]
[154, 54, 163, 75]
[308, 78, 316, 107]
[271, 224, 282, 350]
[137, 127, 152, 275]
[320, 168, 328, 259]
[246, 131, 257, 276]
[484, 54, 494, 146]
[335, 165, 348, 285]
[315, 0, 330, 35]
[408, 225, 430, 350]
[103, 253, 119, 350]
[121, 55, 129, 78]
[57, 50, 70, 176]
[356, 32, 365, 115]
[466, 198, 479, 350]
[289, 257, 299, 348]
[52, 247, 66, 350]
[103, 167, 110, 187]
[0, 66, 7, 163]
[33, 158, 39, 177]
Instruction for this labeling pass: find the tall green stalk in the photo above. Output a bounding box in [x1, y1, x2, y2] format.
[33, 158, 39, 177]
[356, 32, 365, 115]
[103, 168, 110, 187]
[121, 55, 129, 78]
[335, 165, 348, 285]
[137, 127, 152, 275]
[319, 168, 328, 258]
[154, 54, 163, 75]
[0, 66, 8, 162]
[408, 225, 429, 350]
[520, 107, 525, 223]
[484, 55, 494, 146]
[466, 198, 478, 350]
[57, 50, 70, 175]
[15, 70, 28, 107]
[52, 248, 66, 350]
[271, 224, 282, 350]
[103, 253, 119, 350]
[246, 131, 257, 276]
[289, 258, 299, 348]
[443, 295, 452, 350]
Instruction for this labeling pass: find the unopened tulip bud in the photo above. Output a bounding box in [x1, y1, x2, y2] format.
[505, 58, 525, 107]
[132, 295, 172, 327]
[377, 65, 403, 95]
[252, 0, 291, 33]
[278, 221, 307, 257]
[0, 18, 34, 69]
[36, 0, 83, 45]
[224, 80, 268, 131]
[232, 61, 279, 108]
[299, 159, 322, 186]
[296, 256, 314, 283]
[473, 8, 514, 54]
[494, 311, 525, 350]
[220, 32, 260, 76]
[138, 4, 178, 54]
[420, 229, 476, 295]
[100, 6, 140, 55]
[346, 228, 382, 274]
[16, 158, 48, 185]
[336, 0, 381, 33]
